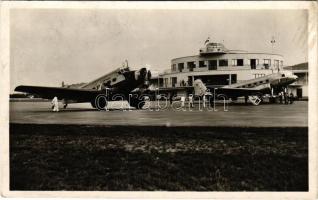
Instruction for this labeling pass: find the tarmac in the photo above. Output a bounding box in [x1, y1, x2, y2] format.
[9, 101, 308, 127]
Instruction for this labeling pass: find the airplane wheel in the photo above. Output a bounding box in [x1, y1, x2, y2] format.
[94, 94, 108, 110]
[91, 100, 97, 108]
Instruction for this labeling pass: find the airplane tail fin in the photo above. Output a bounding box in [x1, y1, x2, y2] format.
[193, 79, 207, 96]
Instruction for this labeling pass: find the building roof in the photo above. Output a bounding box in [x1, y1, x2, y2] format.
[284, 62, 308, 70]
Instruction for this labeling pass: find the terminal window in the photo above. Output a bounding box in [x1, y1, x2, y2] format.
[237, 59, 244, 66]
[171, 77, 177, 87]
[199, 61, 206, 68]
[171, 64, 176, 71]
[187, 62, 196, 71]
[219, 59, 228, 67]
[264, 59, 271, 65]
[264, 59, 271, 69]
[232, 59, 244, 66]
[274, 60, 279, 69]
[178, 63, 184, 72]
[208, 60, 217, 70]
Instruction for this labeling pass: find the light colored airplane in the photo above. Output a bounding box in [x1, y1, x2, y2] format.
[15, 65, 152, 110]
[193, 71, 298, 105]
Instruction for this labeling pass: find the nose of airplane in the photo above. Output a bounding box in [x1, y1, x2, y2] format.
[286, 74, 298, 84]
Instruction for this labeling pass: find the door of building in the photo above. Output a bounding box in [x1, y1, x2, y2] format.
[297, 88, 302, 99]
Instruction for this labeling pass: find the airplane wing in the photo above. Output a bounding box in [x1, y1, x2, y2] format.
[210, 87, 271, 97]
[15, 85, 101, 101]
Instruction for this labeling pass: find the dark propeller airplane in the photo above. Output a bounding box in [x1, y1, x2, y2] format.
[15, 65, 152, 110]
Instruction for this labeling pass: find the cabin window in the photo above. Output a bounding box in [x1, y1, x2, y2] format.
[112, 78, 116, 82]
[219, 59, 228, 67]
[199, 61, 206, 68]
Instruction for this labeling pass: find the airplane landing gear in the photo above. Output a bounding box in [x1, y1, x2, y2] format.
[91, 101, 96, 108]
[92, 94, 108, 110]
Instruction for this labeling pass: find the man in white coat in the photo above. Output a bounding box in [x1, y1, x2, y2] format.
[52, 96, 59, 112]
[180, 96, 186, 110]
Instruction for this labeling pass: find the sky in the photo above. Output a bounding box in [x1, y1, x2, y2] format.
[10, 9, 308, 91]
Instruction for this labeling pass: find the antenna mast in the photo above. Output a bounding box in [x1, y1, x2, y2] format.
[270, 36, 276, 53]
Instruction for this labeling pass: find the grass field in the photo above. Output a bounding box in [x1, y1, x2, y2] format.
[10, 124, 308, 191]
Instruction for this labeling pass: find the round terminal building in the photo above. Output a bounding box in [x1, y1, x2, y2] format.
[157, 42, 284, 91]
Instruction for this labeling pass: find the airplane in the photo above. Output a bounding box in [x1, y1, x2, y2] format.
[14, 64, 152, 110]
[192, 71, 298, 105]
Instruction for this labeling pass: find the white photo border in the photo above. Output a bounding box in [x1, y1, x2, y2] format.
[0, 1, 317, 199]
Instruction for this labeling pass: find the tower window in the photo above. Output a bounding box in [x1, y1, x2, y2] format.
[199, 61, 206, 68]
[237, 59, 244, 66]
[219, 59, 228, 67]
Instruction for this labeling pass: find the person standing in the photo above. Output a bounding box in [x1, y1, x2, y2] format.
[284, 92, 288, 104]
[281, 92, 285, 104]
[279, 92, 283, 104]
[202, 95, 207, 108]
[289, 92, 294, 104]
[180, 96, 185, 110]
[52, 96, 59, 112]
[169, 93, 173, 105]
[188, 94, 194, 108]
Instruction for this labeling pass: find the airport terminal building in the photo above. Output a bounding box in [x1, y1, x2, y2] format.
[155, 42, 285, 94]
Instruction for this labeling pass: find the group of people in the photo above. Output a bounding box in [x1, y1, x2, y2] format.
[180, 94, 194, 109]
[170, 94, 214, 109]
[278, 91, 294, 104]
